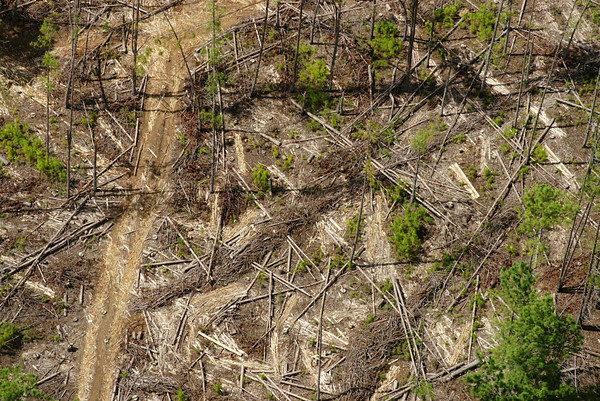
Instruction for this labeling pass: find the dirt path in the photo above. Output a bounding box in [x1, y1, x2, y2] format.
[76, 16, 188, 401]
[76, 1, 256, 399]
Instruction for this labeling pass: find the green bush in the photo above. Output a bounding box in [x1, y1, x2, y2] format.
[0, 366, 44, 400]
[0, 322, 21, 351]
[0, 119, 65, 182]
[347, 214, 365, 242]
[532, 144, 548, 163]
[389, 204, 433, 262]
[299, 57, 330, 111]
[213, 382, 224, 395]
[517, 184, 578, 253]
[252, 164, 270, 192]
[433, 1, 463, 28]
[176, 389, 187, 401]
[370, 19, 403, 62]
[466, 262, 582, 401]
[467, 2, 502, 41]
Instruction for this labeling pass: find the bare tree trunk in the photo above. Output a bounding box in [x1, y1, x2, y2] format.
[310, 0, 320, 44]
[480, 0, 506, 93]
[291, 0, 306, 92]
[132, 0, 140, 96]
[96, 58, 109, 109]
[583, 65, 600, 148]
[67, 0, 81, 198]
[46, 66, 50, 159]
[92, 125, 97, 194]
[369, 0, 376, 40]
[410, 155, 420, 205]
[210, 1, 217, 193]
[406, 0, 419, 80]
[328, 0, 342, 90]
[565, 0, 592, 59]
[503, 0, 513, 53]
[250, 0, 270, 97]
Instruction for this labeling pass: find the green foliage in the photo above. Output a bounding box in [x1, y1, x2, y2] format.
[466, 262, 582, 401]
[517, 184, 578, 253]
[467, 2, 509, 41]
[213, 381, 224, 395]
[80, 108, 98, 129]
[0, 119, 65, 182]
[0, 322, 21, 351]
[41, 52, 58, 91]
[387, 184, 407, 205]
[498, 261, 537, 311]
[176, 389, 187, 401]
[389, 204, 433, 262]
[200, 109, 224, 131]
[279, 153, 293, 171]
[347, 214, 365, 242]
[532, 144, 548, 163]
[412, 120, 446, 155]
[433, 1, 463, 28]
[413, 379, 434, 400]
[0, 366, 44, 400]
[252, 164, 270, 192]
[370, 19, 403, 66]
[299, 57, 330, 111]
[31, 17, 57, 49]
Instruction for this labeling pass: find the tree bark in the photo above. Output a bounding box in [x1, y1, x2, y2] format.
[328, 0, 342, 90]
[291, 0, 306, 92]
[406, 0, 419, 81]
[250, 0, 270, 97]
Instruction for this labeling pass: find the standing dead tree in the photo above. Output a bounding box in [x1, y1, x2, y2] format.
[328, 0, 342, 90]
[66, 0, 82, 198]
[291, 0, 306, 92]
[250, 0, 271, 96]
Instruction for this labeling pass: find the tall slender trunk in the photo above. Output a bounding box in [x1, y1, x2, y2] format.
[309, 0, 320, 44]
[291, 0, 306, 92]
[565, 0, 592, 59]
[67, 0, 80, 198]
[369, 0, 377, 40]
[410, 156, 420, 205]
[132, 0, 140, 96]
[480, 0, 506, 93]
[328, 0, 342, 90]
[250, 0, 271, 97]
[406, 0, 419, 80]
[46, 66, 50, 159]
[92, 126, 97, 194]
[583, 65, 600, 148]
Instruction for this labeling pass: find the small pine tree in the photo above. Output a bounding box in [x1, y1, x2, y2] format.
[466, 262, 582, 401]
[389, 204, 432, 261]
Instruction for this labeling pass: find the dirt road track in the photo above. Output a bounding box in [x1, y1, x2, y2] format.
[76, 1, 257, 399]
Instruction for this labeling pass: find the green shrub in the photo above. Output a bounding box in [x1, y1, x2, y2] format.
[252, 164, 270, 192]
[176, 389, 187, 401]
[347, 214, 365, 242]
[467, 2, 510, 41]
[531, 144, 548, 163]
[0, 322, 21, 351]
[0, 366, 44, 400]
[298, 57, 330, 111]
[199, 109, 224, 131]
[0, 119, 65, 182]
[389, 204, 433, 262]
[517, 184, 578, 253]
[213, 382, 224, 395]
[466, 262, 582, 401]
[433, 1, 463, 28]
[370, 19, 403, 62]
